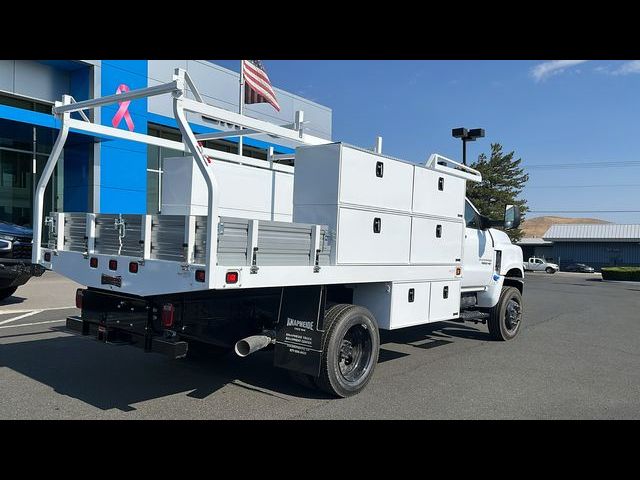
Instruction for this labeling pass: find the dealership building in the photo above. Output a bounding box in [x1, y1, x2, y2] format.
[0, 60, 332, 227]
[519, 224, 640, 270]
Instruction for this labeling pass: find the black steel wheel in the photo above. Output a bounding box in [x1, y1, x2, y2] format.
[316, 304, 379, 398]
[0, 286, 18, 302]
[487, 286, 523, 341]
[545, 267, 555, 274]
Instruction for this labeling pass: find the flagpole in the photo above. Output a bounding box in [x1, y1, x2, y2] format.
[238, 60, 244, 156]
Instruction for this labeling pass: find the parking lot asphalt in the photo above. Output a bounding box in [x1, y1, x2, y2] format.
[1, 270, 639, 419]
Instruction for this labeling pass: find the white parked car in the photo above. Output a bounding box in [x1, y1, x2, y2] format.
[523, 257, 559, 274]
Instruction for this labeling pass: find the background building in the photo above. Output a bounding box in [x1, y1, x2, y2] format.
[518, 224, 640, 270]
[0, 60, 332, 226]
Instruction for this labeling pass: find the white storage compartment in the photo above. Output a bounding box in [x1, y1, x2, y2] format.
[429, 280, 461, 322]
[161, 156, 293, 221]
[390, 281, 431, 329]
[410, 217, 463, 264]
[339, 146, 414, 211]
[337, 207, 411, 264]
[293, 143, 414, 212]
[412, 167, 465, 219]
[352, 281, 431, 330]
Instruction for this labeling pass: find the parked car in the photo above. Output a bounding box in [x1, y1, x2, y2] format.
[0, 220, 45, 301]
[523, 257, 560, 274]
[564, 263, 595, 273]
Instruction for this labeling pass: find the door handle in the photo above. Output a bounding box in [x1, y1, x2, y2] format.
[436, 224, 442, 238]
[373, 217, 382, 233]
[376, 161, 384, 178]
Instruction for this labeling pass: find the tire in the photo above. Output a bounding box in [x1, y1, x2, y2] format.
[545, 267, 555, 274]
[316, 304, 380, 398]
[0, 286, 18, 302]
[288, 371, 318, 390]
[487, 286, 523, 341]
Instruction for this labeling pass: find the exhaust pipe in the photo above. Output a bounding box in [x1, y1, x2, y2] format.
[234, 335, 274, 357]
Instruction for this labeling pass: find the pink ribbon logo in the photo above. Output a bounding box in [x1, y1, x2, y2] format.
[111, 84, 135, 131]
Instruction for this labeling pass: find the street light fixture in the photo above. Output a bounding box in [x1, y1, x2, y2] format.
[452, 127, 485, 165]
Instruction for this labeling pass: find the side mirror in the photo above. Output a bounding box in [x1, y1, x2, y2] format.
[477, 213, 492, 230]
[504, 204, 521, 230]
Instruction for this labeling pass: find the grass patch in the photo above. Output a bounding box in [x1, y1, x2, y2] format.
[601, 267, 640, 281]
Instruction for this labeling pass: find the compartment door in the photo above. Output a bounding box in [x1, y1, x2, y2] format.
[339, 146, 414, 211]
[337, 207, 411, 264]
[410, 218, 463, 264]
[389, 282, 431, 329]
[412, 167, 465, 219]
[429, 280, 461, 322]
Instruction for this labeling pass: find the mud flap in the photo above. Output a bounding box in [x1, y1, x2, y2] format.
[273, 285, 326, 377]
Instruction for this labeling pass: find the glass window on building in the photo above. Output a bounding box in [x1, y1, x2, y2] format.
[0, 93, 62, 227]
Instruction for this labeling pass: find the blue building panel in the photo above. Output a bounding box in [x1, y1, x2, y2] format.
[554, 242, 640, 270]
[99, 60, 148, 214]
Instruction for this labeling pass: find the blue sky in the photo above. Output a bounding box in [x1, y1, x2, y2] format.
[212, 60, 640, 224]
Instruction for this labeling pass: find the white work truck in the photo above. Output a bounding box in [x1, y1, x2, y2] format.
[523, 257, 559, 274]
[33, 69, 525, 397]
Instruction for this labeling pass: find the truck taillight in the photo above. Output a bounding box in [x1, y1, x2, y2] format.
[90, 257, 98, 268]
[161, 303, 175, 328]
[75, 289, 84, 309]
[195, 270, 206, 282]
[44, 251, 51, 262]
[129, 262, 139, 273]
[225, 271, 238, 284]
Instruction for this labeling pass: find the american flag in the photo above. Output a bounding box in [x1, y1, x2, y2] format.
[242, 60, 281, 112]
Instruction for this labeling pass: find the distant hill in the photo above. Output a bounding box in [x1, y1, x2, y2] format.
[521, 216, 611, 238]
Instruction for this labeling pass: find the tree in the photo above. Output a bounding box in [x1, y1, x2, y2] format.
[466, 143, 529, 241]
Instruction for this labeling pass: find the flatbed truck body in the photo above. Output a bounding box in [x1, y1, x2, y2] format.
[34, 68, 525, 397]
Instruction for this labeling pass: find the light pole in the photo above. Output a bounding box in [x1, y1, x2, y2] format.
[452, 127, 485, 165]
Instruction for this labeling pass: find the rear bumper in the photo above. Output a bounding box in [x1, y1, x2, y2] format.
[66, 315, 189, 360]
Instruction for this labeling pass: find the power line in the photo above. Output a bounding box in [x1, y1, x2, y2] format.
[525, 160, 640, 170]
[527, 184, 640, 189]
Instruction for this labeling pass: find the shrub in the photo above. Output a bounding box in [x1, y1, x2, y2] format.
[601, 267, 640, 281]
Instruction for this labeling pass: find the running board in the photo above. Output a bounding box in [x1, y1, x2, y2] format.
[453, 310, 490, 324]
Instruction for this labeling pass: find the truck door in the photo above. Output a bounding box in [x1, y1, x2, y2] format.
[462, 199, 494, 288]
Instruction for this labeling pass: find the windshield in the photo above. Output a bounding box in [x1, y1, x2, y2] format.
[464, 198, 481, 228]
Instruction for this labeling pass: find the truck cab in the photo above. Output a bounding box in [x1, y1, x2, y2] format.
[523, 257, 559, 273]
[462, 199, 524, 290]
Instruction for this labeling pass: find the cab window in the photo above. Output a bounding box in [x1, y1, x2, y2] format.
[464, 200, 480, 229]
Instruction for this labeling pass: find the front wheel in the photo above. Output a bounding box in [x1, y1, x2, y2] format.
[545, 267, 556, 274]
[487, 287, 523, 341]
[316, 304, 380, 398]
[0, 286, 18, 302]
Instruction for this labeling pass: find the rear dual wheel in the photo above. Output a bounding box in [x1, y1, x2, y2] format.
[290, 304, 380, 398]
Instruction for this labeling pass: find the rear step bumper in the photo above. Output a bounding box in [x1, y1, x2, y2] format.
[66, 315, 188, 360]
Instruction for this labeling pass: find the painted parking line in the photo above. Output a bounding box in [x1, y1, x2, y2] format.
[0, 310, 43, 326]
[0, 319, 67, 330]
[0, 305, 75, 315]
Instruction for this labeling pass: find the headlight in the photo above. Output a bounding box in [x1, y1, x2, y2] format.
[0, 239, 12, 251]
